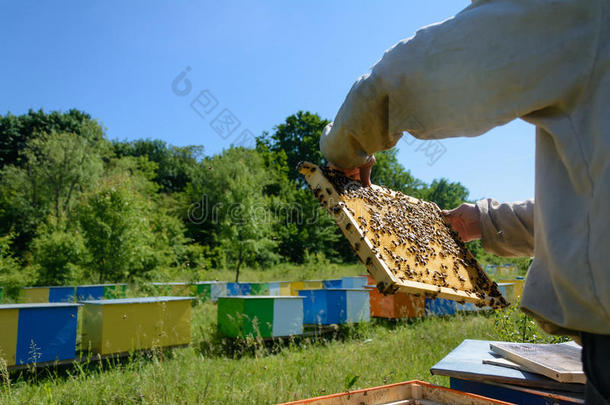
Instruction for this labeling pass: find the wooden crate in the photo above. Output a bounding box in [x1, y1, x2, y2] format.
[0, 303, 80, 366]
[278, 379, 513, 404]
[430, 339, 585, 399]
[80, 297, 193, 355]
[298, 162, 507, 308]
[217, 296, 303, 338]
[300, 288, 370, 325]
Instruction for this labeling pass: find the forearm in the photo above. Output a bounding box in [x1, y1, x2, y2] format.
[476, 198, 534, 257]
[321, 0, 594, 167]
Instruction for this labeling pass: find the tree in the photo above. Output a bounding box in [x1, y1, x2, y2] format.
[0, 109, 106, 169]
[0, 130, 105, 254]
[29, 217, 87, 286]
[112, 139, 202, 193]
[424, 178, 469, 210]
[186, 148, 277, 281]
[76, 175, 161, 282]
[371, 149, 426, 197]
[259, 111, 329, 186]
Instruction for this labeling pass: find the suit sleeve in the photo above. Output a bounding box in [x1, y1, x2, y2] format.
[320, 0, 597, 168]
[476, 198, 534, 257]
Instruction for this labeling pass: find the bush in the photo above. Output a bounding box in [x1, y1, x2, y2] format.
[30, 218, 87, 285]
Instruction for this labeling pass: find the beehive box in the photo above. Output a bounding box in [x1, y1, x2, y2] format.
[249, 282, 270, 295]
[289, 280, 323, 296]
[279, 281, 292, 296]
[368, 286, 425, 319]
[192, 281, 227, 302]
[298, 162, 507, 308]
[499, 278, 524, 301]
[322, 279, 343, 289]
[496, 283, 515, 304]
[341, 276, 368, 289]
[300, 288, 370, 325]
[268, 282, 281, 296]
[425, 297, 458, 316]
[217, 296, 303, 338]
[151, 282, 192, 296]
[76, 284, 127, 301]
[80, 297, 193, 355]
[226, 282, 252, 296]
[21, 286, 75, 303]
[278, 379, 512, 405]
[0, 303, 80, 366]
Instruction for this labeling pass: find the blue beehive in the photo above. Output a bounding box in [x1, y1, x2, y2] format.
[76, 285, 105, 301]
[226, 283, 252, 296]
[0, 303, 81, 366]
[425, 298, 457, 316]
[322, 279, 343, 289]
[300, 289, 370, 324]
[300, 289, 329, 324]
[48, 286, 75, 303]
[340, 276, 368, 289]
[268, 282, 281, 296]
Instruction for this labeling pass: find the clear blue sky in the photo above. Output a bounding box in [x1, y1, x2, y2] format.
[0, 0, 535, 203]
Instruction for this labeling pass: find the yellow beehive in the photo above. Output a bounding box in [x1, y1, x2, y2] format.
[21, 287, 50, 303]
[289, 280, 323, 296]
[499, 279, 525, 300]
[279, 282, 292, 296]
[0, 308, 19, 366]
[80, 297, 193, 355]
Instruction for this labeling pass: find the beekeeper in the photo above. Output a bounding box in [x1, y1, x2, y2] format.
[319, 0, 609, 401]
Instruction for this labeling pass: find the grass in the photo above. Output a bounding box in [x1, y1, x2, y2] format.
[172, 262, 366, 284]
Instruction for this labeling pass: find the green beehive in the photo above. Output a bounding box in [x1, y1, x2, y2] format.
[217, 296, 303, 338]
[248, 282, 270, 296]
[192, 282, 226, 302]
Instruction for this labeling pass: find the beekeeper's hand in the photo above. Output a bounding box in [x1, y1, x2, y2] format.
[329, 155, 376, 187]
[442, 203, 482, 242]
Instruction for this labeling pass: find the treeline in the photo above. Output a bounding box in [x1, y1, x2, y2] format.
[0, 109, 520, 291]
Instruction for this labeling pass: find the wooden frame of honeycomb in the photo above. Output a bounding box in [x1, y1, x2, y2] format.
[298, 161, 508, 309]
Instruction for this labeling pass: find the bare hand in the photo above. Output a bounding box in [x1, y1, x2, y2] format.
[442, 203, 482, 242]
[329, 155, 376, 187]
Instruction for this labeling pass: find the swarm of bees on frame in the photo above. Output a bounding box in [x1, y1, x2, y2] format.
[299, 162, 508, 309]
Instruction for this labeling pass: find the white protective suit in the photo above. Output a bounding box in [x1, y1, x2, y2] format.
[320, 0, 610, 335]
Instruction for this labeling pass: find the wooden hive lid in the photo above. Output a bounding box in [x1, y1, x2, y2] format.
[298, 161, 507, 308]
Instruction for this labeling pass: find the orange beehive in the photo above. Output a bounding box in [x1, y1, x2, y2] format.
[366, 275, 425, 319]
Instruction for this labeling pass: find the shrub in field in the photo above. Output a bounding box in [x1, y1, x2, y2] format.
[493, 298, 569, 343]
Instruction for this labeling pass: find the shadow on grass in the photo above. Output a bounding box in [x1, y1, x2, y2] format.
[5, 346, 180, 384]
[196, 321, 378, 359]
